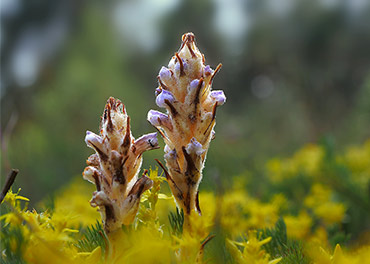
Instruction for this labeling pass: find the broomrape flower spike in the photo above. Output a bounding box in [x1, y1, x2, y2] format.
[83, 97, 159, 233]
[148, 33, 226, 221]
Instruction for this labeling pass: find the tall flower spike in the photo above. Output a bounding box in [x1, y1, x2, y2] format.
[83, 97, 159, 233]
[148, 33, 226, 218]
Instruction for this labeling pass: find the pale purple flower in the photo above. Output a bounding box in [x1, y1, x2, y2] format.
[155, 89, 175, 108]
[159, 66, 172, 82]
[186, 138, 205, 156]
[210, 90, 226, 105]
[147, 110, 167, 126]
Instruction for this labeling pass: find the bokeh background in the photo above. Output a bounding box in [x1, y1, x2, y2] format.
[1, 0, 370, 203]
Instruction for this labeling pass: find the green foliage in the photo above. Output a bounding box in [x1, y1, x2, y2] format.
[279, 240, 308, 264]
[258, 218, 287, 256]
[75, 221, 106, 254]
[321, 137, 370, 211]
[258, 218, 309, 264]
[320, 137, 370, 238]
[327, 224, 351, 247]
[38, 194, 55, 213]
[0, 222, 26, 264]
[168, 208, 184, 236]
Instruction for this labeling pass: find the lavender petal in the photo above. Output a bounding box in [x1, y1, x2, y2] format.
[210, 90, 226, 105]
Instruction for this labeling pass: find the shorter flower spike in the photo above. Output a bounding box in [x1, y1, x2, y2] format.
[148, 33, 226, 218]
[83, 97, 159, 233]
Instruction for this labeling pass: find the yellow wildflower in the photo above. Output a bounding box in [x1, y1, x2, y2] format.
[267, 144, 324, 182]
[246, 199, 280, 229]
[220, 190, 249, 237]
[284, 210, 312, 240]
[0, 188, 29, 226]
[107, 227, 173, 264]
[308, 244, 370, 264]
[341, 139, 370, 186]
[227, 230, 281, 264]
[304, 184, 346, 225]
[53, 177, 100, 228]
[198, 192, 216, 228]
[308, 226, 329, 249]
[293, 144, 324, 177]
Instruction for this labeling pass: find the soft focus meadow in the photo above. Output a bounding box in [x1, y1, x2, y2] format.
[1, 1, 370, 263]
[1, 141, 370, 263]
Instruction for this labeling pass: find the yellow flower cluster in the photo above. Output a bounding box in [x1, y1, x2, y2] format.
[52, 177, 101, 228]
[304, 183, 346, 225]
[0, 173, 283, 263]
[267, 144, 324, 182]
[340, 139, 370, 187]
[218, 189, 283, 237]
[308, 244, 370, 264]
[1, 189, 81, 264]
[1, 140, 370, 263]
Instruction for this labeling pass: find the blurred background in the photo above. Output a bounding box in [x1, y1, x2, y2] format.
[1, 0, 370, 202]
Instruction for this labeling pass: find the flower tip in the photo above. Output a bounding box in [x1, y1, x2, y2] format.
[210, 90, 226, 106]
[182, 32, 195, 43]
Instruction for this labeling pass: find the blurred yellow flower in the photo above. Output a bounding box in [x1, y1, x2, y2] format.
[267, 144, 324, 182]
[308, 244, 370, 264]
[341, 139, 370, 186]
[293, 144, 324, 176]
[284, 210, 312, 240]
[53, 177, 100, 228]
[246, 199, 280, 229]
[304, 184, 346, 225]
[220, 190, 249, 237]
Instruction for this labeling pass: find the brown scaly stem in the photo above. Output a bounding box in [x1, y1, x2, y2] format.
[83, 97, 159, 233]
[148, 33, 226, 222]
